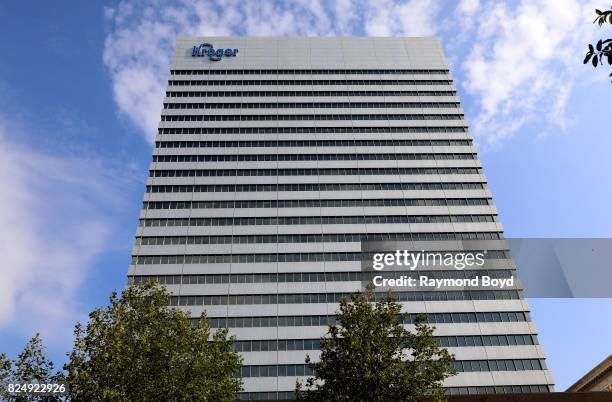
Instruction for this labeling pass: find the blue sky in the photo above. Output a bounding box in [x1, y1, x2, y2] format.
[0, 0, 611, 391]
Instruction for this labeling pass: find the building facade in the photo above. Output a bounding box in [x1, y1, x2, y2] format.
[127, 37, 555, 400]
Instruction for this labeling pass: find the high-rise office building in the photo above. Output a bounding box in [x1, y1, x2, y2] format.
[128, 37, 554, 400]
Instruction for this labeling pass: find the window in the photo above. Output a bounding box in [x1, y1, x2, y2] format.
[158, 126, 469, 135]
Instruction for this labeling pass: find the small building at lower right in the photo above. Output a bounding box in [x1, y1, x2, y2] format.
[566, 355, 612, 392]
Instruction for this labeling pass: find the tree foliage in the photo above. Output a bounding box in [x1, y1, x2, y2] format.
[0, 334, 64, 402]
[296, 288, 456, 402]
[583, 6, 612, 80]
[63, 281, 242, 401]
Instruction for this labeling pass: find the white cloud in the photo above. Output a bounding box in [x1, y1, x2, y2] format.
[456, 0, 602, 148]
[0, 120, 130, 344]
[458, 0, 479, 16]
[455, 0, 480, 33]
[332, 0, 360, 34]
[364, 0, 439, 37]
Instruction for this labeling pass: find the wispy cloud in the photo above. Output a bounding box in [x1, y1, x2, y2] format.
[455, 0, 602, 148]
[103, 0, 605, 148]
[0, 119, 133, 344]
[364, 0, 439, 37]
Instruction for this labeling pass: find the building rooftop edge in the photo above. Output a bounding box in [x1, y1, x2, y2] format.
[567, 355, 612, 392]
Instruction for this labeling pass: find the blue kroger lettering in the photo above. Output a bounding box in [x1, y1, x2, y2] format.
[192, 43, 239, 61]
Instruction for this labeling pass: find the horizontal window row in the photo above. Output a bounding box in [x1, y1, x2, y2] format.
[170, 69, 450, 76]
[166, 90, 457, 98]
[232, 334, 537, 352]
[143, 198, 490, 210]
[136, 231, 503, 246]
[240, 364, 313, 378]
[234, 338, 321, 352]
[442, 334, 537, 348]
[238, 391, 295, 401]
[155, 139, 473, 148]
[158, 126, 467, 134]
[152, 153, 476, 163]
[164, 102, 460, 110]
[131, 250, 510, 266]
[149, 167, 482, 177]
[160, 114, 464, 122]
[146, 182, 485, 193]
[139, 214, 496, 227]
[237, 385, 551, 400]
[237, 384, 550, 401]
[446, 385, 550, 396]
[203, 311, 529, 328]
[168, 79, 453, 86]
[452, 359, 545, 373]
[130, 269, 515, 286]
[238, 359, 543, 378]
[170, 290, 520, 307]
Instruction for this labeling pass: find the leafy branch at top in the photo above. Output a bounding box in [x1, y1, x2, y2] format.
[584, 6, 612, 80]
[594, 7, 612, 26]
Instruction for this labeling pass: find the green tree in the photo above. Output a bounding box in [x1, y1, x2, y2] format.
[296, 288, 456, 402]
[0, 353, 11, 400]
[583, 6, 612, 80]
[0, 334, 64, 402]
[64, 281, 242, 401]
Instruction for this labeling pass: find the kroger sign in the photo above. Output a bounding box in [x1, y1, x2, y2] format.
[192, 43, 239, 61]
